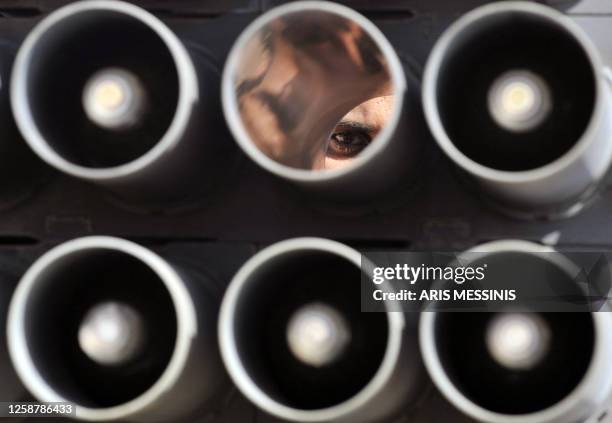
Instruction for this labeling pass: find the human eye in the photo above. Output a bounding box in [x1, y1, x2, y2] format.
[326, 122, 373, 160]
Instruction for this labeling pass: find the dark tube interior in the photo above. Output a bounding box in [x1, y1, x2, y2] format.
[25, 10, 180, 168]
[232, 250, 389, 410]
[432, 252, 595, 415]
[436, 11, 595, 171]
[435, 312, 594, 414]
[24, 248, 177, 408]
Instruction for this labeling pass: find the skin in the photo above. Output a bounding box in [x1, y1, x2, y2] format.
[235, 13, 393, 170]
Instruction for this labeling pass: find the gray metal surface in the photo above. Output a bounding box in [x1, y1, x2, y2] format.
[0, 1, 611, 422]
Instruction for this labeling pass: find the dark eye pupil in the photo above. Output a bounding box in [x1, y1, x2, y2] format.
[332, 131, 369, 146]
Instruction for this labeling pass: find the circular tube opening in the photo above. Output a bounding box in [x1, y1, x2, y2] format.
[8, 237, 196, 421]
[425, 3, 599, 174]
[233, 251, 387, 409]
[220, 238, 403, 422]
[223, 2, 406, 181]
[421, 242, 604, 422]
[11, 1, 198, 180]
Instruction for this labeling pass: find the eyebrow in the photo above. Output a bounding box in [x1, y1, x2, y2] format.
[334, 120, 376, 133]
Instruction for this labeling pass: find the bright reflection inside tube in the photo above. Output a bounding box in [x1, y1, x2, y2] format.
[233, 10, 394, 171]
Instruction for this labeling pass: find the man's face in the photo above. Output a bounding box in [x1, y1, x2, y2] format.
[233, 12, 394, 171]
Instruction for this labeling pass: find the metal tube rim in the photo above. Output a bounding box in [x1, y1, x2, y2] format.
[221, 1, 407, 184]
[10, 0, 199, 182]
[420, 239, 612, 423]
[7, 236, 199, 421]
[218, 237, 406, 422]
[422, 1, 608, 185]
